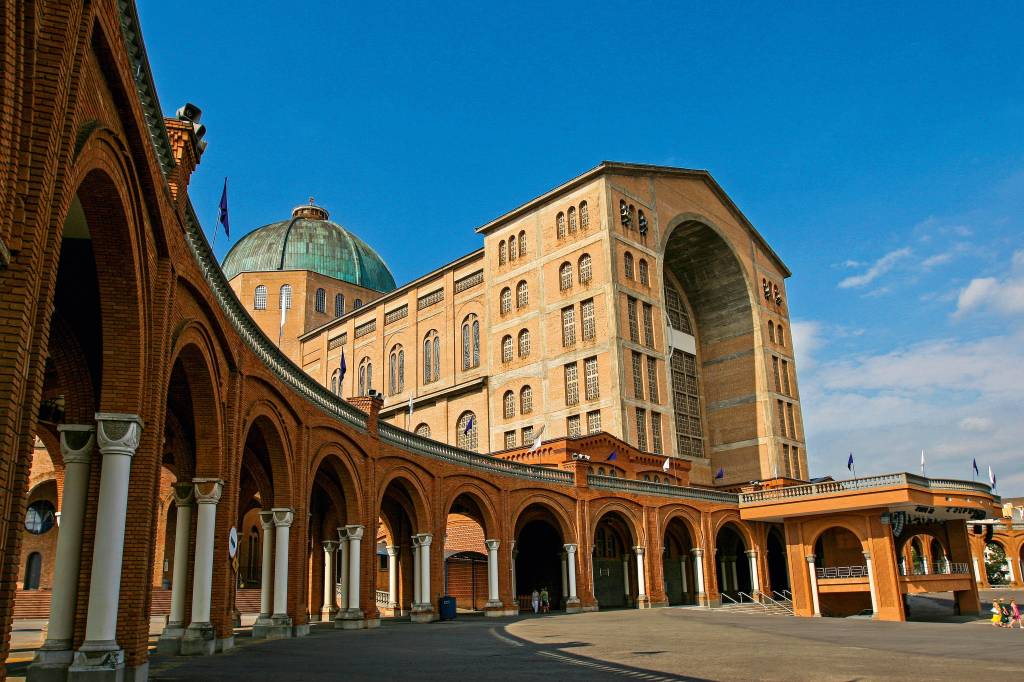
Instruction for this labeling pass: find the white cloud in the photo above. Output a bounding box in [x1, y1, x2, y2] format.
[838, 248, 912, 289]
[789, 320, 823, 370]
[959, 416, 994, 432]
[953, 250, 1024, 318]
[921, 252, 954, 269]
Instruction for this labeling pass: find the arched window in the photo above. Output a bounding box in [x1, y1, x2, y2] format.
[358, 357, 372, 396]
[457, 411, 478, 451]
[578, 254, 592, 284]
[568, 206, 577, 233]
[518, 230, 527, 258]
[335, 293, 345, 317]
[254, 285, 267, 310]
[415, 423, 431, 438]
[503, 391, 515, 419]
[423, 330, 440, 383]
[638, 259, 649, 286]
[509, 235, 517, 261]
[315, 288, 326, 313]
[598, 467, 606, 476]
[389, 345, 405, 395]
[23, 552, 41, 590]
[279, 284, 292, 311]
[777, 324, 786, 347]
[556, 212, 566, 239]
[354, 298, 363, 309]
[520, 385, 533, 414]
[619, 199, 631, 228]
[580, 201, 589, 230]
[638, 209, 648, 236]
[500, 288, 512, 314]
[24, 500, 55, 535]
[462, 314, 480, 370]
[501, 335, 513, 363]
[331, 368, 341, 395]
[518, 329, 530, 358]
[516, 280, 528, 308]
[499, 240, 507, 265]
[559, 262, 573, 291]
[624, 252, 635, 279]
[768, 320, 776, 343]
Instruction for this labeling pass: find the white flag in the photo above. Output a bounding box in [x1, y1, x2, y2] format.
[407, 393, 414, 417]
[989, 465, 996, 488]
[920, 449, 925, 475]
[662, 457, 671, 471]
[529, 424, 546, 453]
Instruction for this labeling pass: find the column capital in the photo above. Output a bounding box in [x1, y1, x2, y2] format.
[413, 532, 433, 547]
[337, 526, 349, 542]
[862, 551, 872, 560]
[633, 545, 645, 556]
[94, 412, 143, 456]
[172, 482, 196, 508]
[805, 554, 816, 564]
[485, 539, 500, 551]
[745, 549, 758, 558]
[271, 508, 294, 527]
[563, 543, 577, 554]
[386, 545, 399, 557]
[259, 510, 275, 530]
[323, 540, 339, 552]
[58, 424, 95, 464]
[690, 548, 704, 557]
[345, 524, 365, 541]
[193, 478, 224, 504]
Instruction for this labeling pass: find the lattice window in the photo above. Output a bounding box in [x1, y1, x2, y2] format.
[520, 385, 533, 414]
[355, 319, 376, 338]
[315, 288, 326, 313]
[509, 235, 517, 261]
[500, 288, 512, 314]
[518, 231, 527, 258]
[415, 423, 431, 437]
[639, 259, 649, 286]
[328, 333, 347, 350]
[462, 315, 480, 370]
[581, 298, 595, 341]
[651, 412, 663, 454]
[557, 212, 566, 239]
[522, 425, 534, 446]
[579, 254, 592, 284]
[587, 410, 601, 434]
[559, 262, 573, 291]
[642, 303, 655, 348]
[584, 356, 599, 400]
[457, 411, 478, 451]
[627, 297, 639, 342]
[499, 240, 507, 266]
[517, 280, 528, 308]
[418, 289, 444, 310]
[502, 335, 513, 363]
[279, 284, 292, 310]
[635, 407, 648, 451]
[358, 357, 372, 396]
[455, 270, 484, 293]
[518, 329, 530, 357]
[631, 352, 644, 399]
[503, 391, 515, 419]
[580, 201, 589, 230]
[335, 293, 345, 317]
[567, 414, 581, 438]
[564, 362, 579, 406]
[646, 355, 658, 402]
[388, 346, 405, 395]
[504, 431, 517, 449]
[254, 285, 267, 310]
[568, 206, 577, 233]
[664, 282, 692, 334]
[671, 350, 705, 457]
[624, 252, 634, 279]
[353, 298, 363, 309]
[423, 331, 440, 383]
[561, 306, 576, 347]
[385, 305, 408, 325]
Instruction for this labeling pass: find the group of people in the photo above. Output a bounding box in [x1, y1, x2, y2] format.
[530, 588, 550, 614]
[991, 598, 1022, 628]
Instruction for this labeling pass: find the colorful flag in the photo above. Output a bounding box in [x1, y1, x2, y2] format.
[464, 414, 474, 435]
[607, 451, 617, 461]
[662, 457, 671, 472]
[715, 467, 725, 480]
[218, 177, 230, 237]
[847, 453, 854, 471]
[989, 466, 997, 490]
[339, 348, 347, 382]
[972, 458, 980, 477]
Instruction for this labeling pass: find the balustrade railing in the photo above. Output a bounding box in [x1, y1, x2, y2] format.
[740, 473, 992, 504]
[816, 565, 869, 579]
[375, 590, 390, 607]
[587, 474, 739, 503]
[899, 561, 969, 577]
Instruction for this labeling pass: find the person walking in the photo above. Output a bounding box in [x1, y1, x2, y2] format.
[540, 586, 550, 613]
[991, 599, 1003, 627]
[531, 589, 540, 614]
[1010, 599, 1021, 629]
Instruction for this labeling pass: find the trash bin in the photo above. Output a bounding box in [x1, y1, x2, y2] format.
[439, 595, 457, 621]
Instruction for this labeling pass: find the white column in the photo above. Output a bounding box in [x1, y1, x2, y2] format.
[31, 425, 94, 673]
[485, 539, 501, 606]
[345, 525, 364, 613]
[511, 545, 518, 607]
[864, 551, 878, 618]
[564, 544, 579, 602]
[72, 413, 142, 671]
[634, 546, 647, 601]
[166, 484, 195, 630]
[412, 538, 422, 606]
[972, 557, 981, 583]
[418, 533, 433, 609]
[321, 541, 338, 619]
[719, 559, 729, 591]
[899, 557, 907, 576]
[560, 552, 568, 598]
[336, 527, 349, 613]
[386, 546, 399, 609]
[922, 557, 930, 575]
[272, 508, 294, 618]
[730, 559, 739, 593]
[680, 559, 688, 594]
[692, 548, 706, 601]
[1006, 556, 1016, 584]
[258, 511, 275, 619]
[623, 556, 631, 598]
[182, 478, 223, 653]
[746, 550, 760, 594]
[806, 555, 821, 616]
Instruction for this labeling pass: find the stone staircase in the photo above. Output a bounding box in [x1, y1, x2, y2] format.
[14, 588, 262, 621]
[717, 592, 794, 616]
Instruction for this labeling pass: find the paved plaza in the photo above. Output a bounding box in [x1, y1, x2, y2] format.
[10, 591, 1017, 682]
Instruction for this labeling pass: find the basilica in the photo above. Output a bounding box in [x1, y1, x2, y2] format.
[0, 2, 1008, 682]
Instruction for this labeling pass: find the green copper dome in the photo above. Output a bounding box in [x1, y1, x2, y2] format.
[221, 201, 397, 293]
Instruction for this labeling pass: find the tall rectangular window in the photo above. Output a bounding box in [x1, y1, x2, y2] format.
[564, 362, 579, 406]
[522, 425, 534, 446]
[567, 414, 581, 438]
[782, 359, 791, 395]
[777, 399, 787, 437]
[671, 350, 704, 457]
[792, 447, 801, 478]
[635, 407, 648, 451]
[627, 296, 639, 342]
[561, 306, 576, 347]
[772, 356, 781, 393]
[651, 412, 663, 454]
[584, 356, 599, 400]
[786, 402, 797, 439]
[587, 410, 602, 434]
[646, 356, 658, 402]
[631, 352, 644, 399]
[504, 431, 517, 449]
[581, 298, 596, 341]
[642, 303, 655, 348]
[782, 443, 791, 477]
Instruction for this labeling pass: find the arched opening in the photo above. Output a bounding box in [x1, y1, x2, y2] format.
[592, 511, 637, 608]
[443, 493, 491, 613]
[23, 553, 42, 591]
[376, 477, 427, 618]
[715, 524, 752, 600]
[814, 527, 870, 617]
[662, 517, 696, 605]
[984, 541, 1010, 585]
[306, 452, 355, 622]
[766, 526, 790, 595]
[515, 504, 565, 613]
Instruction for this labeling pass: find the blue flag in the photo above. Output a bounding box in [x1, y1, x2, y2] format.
[715, 467, 725, 480]
[847, 453, 854, 471]
[972, 458, 980, 476]
[607, 451, 617, 461]
[339, 348, 347, 382]
[464, 414, 474, 435]
[218, 177, 230, 237]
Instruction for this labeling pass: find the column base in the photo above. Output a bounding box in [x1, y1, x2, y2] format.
[320, 606, 338, 621]
[647, 599, 669, 608]
[410, 605, 435, 623]
[336, 608, 367, 629]
[180, 623, 217, 656]
[484, 600, 504, 617]
[67, 642, 125, 682]
[565, 597, 582, 614]
[217, 636, 235, 652]
[294, 623, 311, 637]
[252, 615, 293, 640]
[156, 624, 186, 655]
[26, 645, 74, 682]
[636, 595, 651, 609]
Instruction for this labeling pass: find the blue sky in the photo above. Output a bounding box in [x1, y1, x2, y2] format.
[139, 2, 1023, 490]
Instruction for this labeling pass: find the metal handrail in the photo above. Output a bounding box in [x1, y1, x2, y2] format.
[772, 590, 793, 603]
[737, 592, 768, 610]
[740, 472, 992, 504]
[756, 590, 793, 613]
[720, 592, 739, 605]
